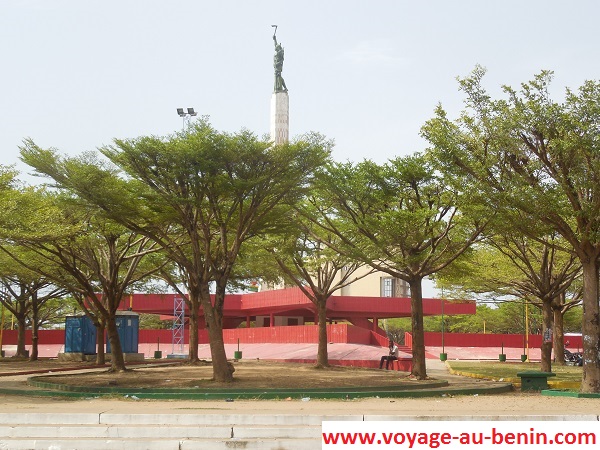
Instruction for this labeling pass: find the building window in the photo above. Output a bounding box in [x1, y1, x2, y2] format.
[381, 277, 410, 297]
[381, 277, 394, 297]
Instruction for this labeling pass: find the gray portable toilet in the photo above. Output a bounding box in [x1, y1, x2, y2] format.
[65, 315, 97, 354]
[106, 311, 139, 353]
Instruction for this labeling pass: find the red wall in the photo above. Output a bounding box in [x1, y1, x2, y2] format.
[218, 324, 372, 345]
[405, 331, 583, 349]
[99, 325, 370, 346]
[139, 329, 190, 344]
[5, 328, 582, 350]
[1, 325, 375, 346]
[370, 331, 390, 347]
[0, 330, 64, 345]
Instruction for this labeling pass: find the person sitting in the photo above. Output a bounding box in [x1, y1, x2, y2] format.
[379, 340, 399, 369]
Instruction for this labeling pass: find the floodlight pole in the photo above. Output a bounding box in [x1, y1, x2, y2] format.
[0, 288, 7, 356]
[177, 107, 198, 131]
[441, 298, 445, 354]
[525, 298, 530, 362]
[0, 303, 5, 356]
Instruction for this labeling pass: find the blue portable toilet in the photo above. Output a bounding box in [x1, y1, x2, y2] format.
[65, 315, 97, 354]
[106, 312, 139, 353]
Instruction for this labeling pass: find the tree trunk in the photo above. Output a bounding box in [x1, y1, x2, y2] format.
[106, 315, 126, 372]
[15, 316, 27, 358]
[30, 301, 39, 361]
[29, 293, 41, 361]
[187, 297, 200, 363]
[201, 284, 232, 382]
[408, 277, 427, 379]
[182, 280, 203, 362]
[315, 298, 329, 368]
[552, 301, 565, 366]
[96, 322, 105, 365]
[30, 321, 39, 361]
[580, 258, 600, 393]
[540, 300, 553, 372]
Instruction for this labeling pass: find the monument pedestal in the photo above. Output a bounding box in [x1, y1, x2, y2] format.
[270, 91, 289, 145]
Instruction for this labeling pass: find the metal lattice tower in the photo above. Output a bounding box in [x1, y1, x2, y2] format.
[172, 297, 185, 355]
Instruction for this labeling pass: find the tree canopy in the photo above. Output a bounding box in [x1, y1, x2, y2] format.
[21, 120, 331, 381]
[422, 67, 600, 392]
[312, 154, 487, 378]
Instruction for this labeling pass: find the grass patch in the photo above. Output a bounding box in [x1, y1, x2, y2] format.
[446, 361, 582, 384]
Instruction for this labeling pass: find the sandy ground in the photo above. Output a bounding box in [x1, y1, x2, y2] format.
[31, 360, 426, 389]
[1, 358, 598, 417]
[0, 393, 598, 417]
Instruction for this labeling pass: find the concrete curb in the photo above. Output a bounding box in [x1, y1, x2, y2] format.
[27, 376, 449, 393]
[0, 360, 179, 378]
[4, 376, 514, 400]
[1, 359, 514, 401]
[542, 389, 600, 398]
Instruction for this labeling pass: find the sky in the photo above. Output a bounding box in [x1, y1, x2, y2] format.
[2, 0, 598, 177]
[1, 1, 598, 295]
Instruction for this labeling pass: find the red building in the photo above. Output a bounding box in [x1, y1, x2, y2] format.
[119, 287, 475, 344]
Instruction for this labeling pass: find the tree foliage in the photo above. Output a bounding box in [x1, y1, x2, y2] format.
[436, 233, 581, 370]
[261, 203, 371, 367]
[422, 67, 600, 392]
[21, 120, 331, 381]
[313, 154, 487, 378]
[0, 173, 162, 370]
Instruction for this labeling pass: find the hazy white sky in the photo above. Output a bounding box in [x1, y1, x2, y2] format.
[1, 1, 597, 297]
[2, 0, 598, 179]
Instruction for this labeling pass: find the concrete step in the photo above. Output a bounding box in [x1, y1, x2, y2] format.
[0, 425, 318, 439]
[0, 438, 316, 450]
[0, 413, 327, 450]
[0, 412, 359, 425]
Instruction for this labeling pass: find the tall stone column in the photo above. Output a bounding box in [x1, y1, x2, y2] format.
[270, 91, 289, 145]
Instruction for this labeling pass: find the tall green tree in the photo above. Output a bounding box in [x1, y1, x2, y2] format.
[422, 68, 600, 392]
[0, 245, 66, 360]
[314, 155, 486, 379]
[21, 121, 330, 382]
[436, 234, 581, 371]
[263, 207, 371, 368]
[0, 183, 161, 371]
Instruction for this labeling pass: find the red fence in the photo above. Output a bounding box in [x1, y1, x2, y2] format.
[404, 331, 583, 349]
[204, 325, 381, 346]
[1, 325, 379, 347]
[0, 330, 64, 345]
[5, 328, 582, 350]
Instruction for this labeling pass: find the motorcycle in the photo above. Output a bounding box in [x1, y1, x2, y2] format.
[564, 349, 583, 366]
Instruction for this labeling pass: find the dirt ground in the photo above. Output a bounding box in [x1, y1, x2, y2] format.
[2, 358, 600, 416]
[22, 359, 428, 389]
[0, 358, 101, 373]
